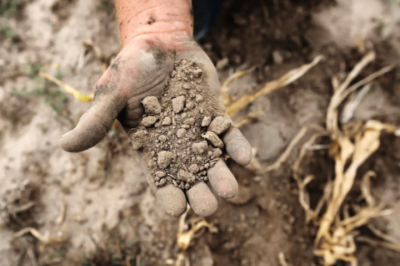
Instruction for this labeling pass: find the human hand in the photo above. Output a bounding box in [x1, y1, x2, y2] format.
[60, 1, 252, 217]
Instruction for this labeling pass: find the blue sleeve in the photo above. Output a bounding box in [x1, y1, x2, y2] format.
[192, 0, 223, 40]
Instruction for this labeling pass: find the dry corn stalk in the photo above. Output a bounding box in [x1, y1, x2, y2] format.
[224, 55, 323, 118]
[290, 51, 397, 265]
[10, 227, 66, 244]
[39, 71, 94, 102]
[259, 50, 398, 265]
[233, 110, 264, 128]
[313, 122, 396, 265]
[221, 66, 256, 106]
[175, 206, 218, 266]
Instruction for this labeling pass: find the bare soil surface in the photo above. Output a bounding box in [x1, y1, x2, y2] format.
[1, 0, 400, 266]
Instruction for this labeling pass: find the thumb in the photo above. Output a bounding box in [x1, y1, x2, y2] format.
[60, 81, 125, 152]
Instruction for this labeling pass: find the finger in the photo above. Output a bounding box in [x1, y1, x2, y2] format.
[60, 82, 125, 152]
[139, 152, 187, 217]
[223, 127, 253, 166]
[186, 182, 218, 217]
[207, 159, 238, 199]
[156, 184, 187, 217]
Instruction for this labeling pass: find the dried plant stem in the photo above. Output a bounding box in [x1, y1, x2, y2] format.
[226, 56, 323, 117]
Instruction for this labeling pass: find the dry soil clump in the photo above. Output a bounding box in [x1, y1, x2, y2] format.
[130, 59, 230, 191]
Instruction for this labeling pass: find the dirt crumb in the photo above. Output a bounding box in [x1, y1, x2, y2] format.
[142, 96, 162, 115]
[192, 141, 209, 155]
[202, 131, 224, 148]
[208, 115, 231, 134]
[201, 116, 212, 127]
[131, 60, 227, 191]
[157, 151, 174, 169]
[172, 95, 186, 113]
[142, 116, 158, 127]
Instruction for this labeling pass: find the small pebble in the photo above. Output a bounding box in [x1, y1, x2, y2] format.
[201, 116, 211, 127]
[142, 96, 162, 115]
[156, 171, 166, 178]
[211, 148, 222, 159]
[142, 116, 158, 127]
[189, 164, 199, 174]
[192, 141, 208, 154]
[172, 96, 185, 113]
[186, 101, 195, 110]
[157, 151, 174, 169]
[208, 115, 232, 134]
[176, 128, 187, 138]
[129, 130, 148, 149]
[154, 121, 162, 128]
[202, 131, 224, 148]
[158, 135, 167, 142]
[184, 118, 195, 126]
[195, 94, 203, 103]
[162, 117, 172, 125]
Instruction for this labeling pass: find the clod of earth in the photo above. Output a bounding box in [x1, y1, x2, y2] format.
[130, 59, 230, 191]
[208, 115, 231, 134]
[129, 130, 148, 149]
[192, 141, 209, 155]
[142, 116, 158, 127]
[157, 151, 174, 169]
[201, 116, 211, 127]
[142, 96, 162, 115]
[172, 96, 185, 113]
[202, 131, 224, 149]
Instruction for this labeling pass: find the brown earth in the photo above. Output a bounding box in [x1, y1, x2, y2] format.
[132, 59, 227, 192]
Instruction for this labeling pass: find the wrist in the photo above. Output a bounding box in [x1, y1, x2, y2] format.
[116, 0, 193, 48]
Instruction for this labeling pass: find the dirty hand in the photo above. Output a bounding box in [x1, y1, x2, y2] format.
[59, 0, 252, 217]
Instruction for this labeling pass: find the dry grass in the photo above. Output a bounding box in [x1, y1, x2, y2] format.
[223, 49, 400, 265]
[260, 50, 399, 265]
[174, 205, 218, 266]
[39, 71, 94, 102]
[225, 55, 323, 118]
